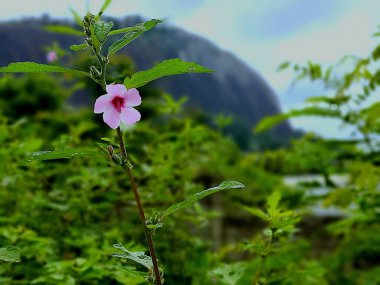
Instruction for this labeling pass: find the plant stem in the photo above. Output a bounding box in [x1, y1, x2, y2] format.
[252, 256, 265, 285]
[95, 52, 107, 90]
[93, 50, 162, 283]
[116, 127, 162, 285]
[252, 229, 275, 285]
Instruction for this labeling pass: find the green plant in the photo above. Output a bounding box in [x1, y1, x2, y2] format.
[0, 1, 245, 284]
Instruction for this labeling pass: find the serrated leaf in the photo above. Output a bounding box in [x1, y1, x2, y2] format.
[30, 149, 102, 161]
[0, 62, 86, 75]
[70, 43, 88, 52]
[44, 25, 83, 36]
[0, 247, 20, 263]
[124, 58, 213, 89]
[108, 19, 162, 55]
[160, 181, 244, 220]
[112, 244, 153, 270]
[242, 206, 270, 221]
[94, 21, 114, 43]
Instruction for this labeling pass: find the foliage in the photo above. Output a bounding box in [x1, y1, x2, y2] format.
[1, 0, 380, 284]
[0, 247, 20, 263]
[252, 22, 380, 284]
[124, 58, 213, 88]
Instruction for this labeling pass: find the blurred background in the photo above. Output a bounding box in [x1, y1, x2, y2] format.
[1, 0, 380, 284]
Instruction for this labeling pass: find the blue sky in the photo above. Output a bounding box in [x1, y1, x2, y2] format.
[2, 0, 380, 137]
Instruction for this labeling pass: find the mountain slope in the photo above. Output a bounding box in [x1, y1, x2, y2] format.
[0, 16, 293, 148]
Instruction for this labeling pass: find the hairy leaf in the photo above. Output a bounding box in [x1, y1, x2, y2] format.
[30, 149, 102, 161]
[0, 62, 86, 75]
[112, 244, 153, 270]
[94, 21, 114, 43]
[160, 181, 244, 220]
[44, 25, 83, 36]
[108, 19, 162, 55]
[124, 58, 213, 88]
[0, 247, 20, 263]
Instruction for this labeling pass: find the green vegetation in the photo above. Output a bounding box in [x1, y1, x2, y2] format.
[1, 1, 380, 284]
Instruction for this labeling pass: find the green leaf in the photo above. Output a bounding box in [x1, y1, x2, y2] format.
[112, 244, 153, 270]
[94, 21, 114, 43]
[242, 206, 270, 221]
[244, 243, 269, 255]
[254, 113, 290, 133]
[109, 27, 137, 36]
[160, 181, 245, 220]
[69, 7, 83, 27]
[0, 247, 20, 263]
[124, 58, 213, 88]
[108, 19, 162, 55]
[70, 43, 88, 52]
[98, 0, 112, 16]
[0, 62, 87, 75]
[277, 61, 291, 71]
[255, 106, 341, 133]
[211, 263, 246, 285]
[44, 25, 83, 36]
[90, 23, 101, 52]
[272, 210, 299, 231]
[267, 191, 281, 217]
[305, 95, 351, 106]
[30, 149, 102, 161]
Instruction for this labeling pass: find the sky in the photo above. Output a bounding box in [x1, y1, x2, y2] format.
[2, 0, 380, 137]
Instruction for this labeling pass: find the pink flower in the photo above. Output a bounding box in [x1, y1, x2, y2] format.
[47, 51, 58, 62]
[94, 84, 142, 129]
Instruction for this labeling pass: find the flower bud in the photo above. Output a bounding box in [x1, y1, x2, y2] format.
[107, 145, 114, 157]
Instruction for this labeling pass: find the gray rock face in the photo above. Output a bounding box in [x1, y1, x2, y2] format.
[0, 16, 293, 146]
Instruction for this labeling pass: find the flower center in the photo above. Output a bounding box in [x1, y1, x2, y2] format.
[111, 96, 125, 113]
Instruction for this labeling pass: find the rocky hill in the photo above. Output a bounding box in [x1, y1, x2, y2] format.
[0, 16, 294, 149]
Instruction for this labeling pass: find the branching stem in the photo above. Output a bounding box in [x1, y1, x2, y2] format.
[90, 27, 162, 284]
[116, 127, 162, 285]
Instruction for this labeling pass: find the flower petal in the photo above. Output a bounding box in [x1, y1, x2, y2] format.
[124, 88, 142, 107]
[94, 94, 113, 113]
[120, 107, 141, 125]
[106, 84, 127, 96]
[103, 108, 121, 129]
